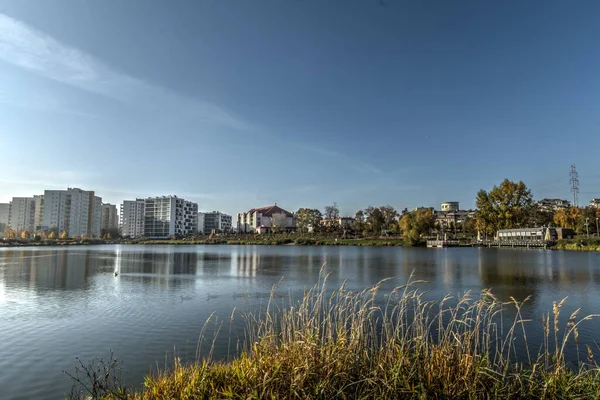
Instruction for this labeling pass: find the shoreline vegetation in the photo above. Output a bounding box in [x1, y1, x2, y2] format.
[70, 273, 600, 399]
[2, 234, 600, 251]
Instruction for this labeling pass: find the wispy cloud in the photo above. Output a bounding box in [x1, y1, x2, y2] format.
[292, 143, 383, 174]
[0, 13, 249, 130]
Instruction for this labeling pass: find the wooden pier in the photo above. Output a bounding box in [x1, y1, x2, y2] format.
[427, 240, 460, 248]
[478, 240, 554, 249]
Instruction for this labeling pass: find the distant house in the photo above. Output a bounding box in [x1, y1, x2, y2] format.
[237, 205, 295, 234]
[319, 217, 355, 231]
[590, 199, 600, 208]
[537, 198, 570, 211]
[435, 210, 476, 229]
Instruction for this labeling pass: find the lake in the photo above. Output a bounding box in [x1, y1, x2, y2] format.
[1, 245, 600, 399]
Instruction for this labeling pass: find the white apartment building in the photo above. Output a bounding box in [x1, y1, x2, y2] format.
[200, 211, 233, 234]
[590, 199, 600, 208]
[0, 203, 10, 233]
[120, 200, 145, 238]
[101, 203, 119, 232]
[8, 197, 36, 233]
[41, 188, 102, 237]
[237, 205, 295, 234]
[142, 196, 198, 238]
[33, 195, 44, 231]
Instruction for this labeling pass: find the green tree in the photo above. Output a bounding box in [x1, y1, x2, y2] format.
[528, 206, 555, 228]
[364, 206, 385, 236]
[379, 205, 399, 233]
[399, 208, 436, 246]
[354, 210, 366, 236]
[462, 217, 476, 235]
[475, 179, 534, 236]
[295, 208, 322, 233]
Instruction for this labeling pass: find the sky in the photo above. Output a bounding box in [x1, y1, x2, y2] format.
[1, 0, 600, 216]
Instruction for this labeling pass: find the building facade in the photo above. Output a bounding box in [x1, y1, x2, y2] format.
[537, 198, 570, 211]
[120, 200, 145, 238]
[41, 188, 102, 237]
[200, 211, 232, 234]
[33, 195, 44, 231]
[440, 202, 460, 212]
[101, 203, 119, 232]
[237, 205, 295, 233]
[8, 197, 36, 233]
[0, 203, 10, 235]
[590, 199, 600, 208]
[143, 196, 198, 238]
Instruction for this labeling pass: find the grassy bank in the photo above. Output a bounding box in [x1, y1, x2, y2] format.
[555, 238, 600, 252]
[0, 238, 110, 247]
[78, 274, 600, 399]
[125, 233, 412, 247]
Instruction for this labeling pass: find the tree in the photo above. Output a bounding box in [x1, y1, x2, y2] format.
[399, 208, 436, 245]
[529, 205, 555, 228]
[379, 205, 399, 233]
[48, 231, 57, 240]
[553, 208, 575, 228]
[354, 210, 366, 236]
[271, 213, 288, 233]
[323, 203, 340, 232]
[364, 206, 385, 236]
[106, 232, 112, 240]
[462, 217, 476, 235]
[21, 230, 30, 239]
[4, 227, 16, 239]
[475, 179, 534, 236]
[60, 231, 69, 239]
[295, 208, 322, 233]
[80, 234, 87, 240]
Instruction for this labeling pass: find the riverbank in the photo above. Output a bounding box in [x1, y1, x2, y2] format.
[555, 238, 600, 252]
[0, 238, 111, 247]
[78, 276, 600, 400]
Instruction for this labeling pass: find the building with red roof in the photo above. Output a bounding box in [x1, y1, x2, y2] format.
[237, 204, 295, 233]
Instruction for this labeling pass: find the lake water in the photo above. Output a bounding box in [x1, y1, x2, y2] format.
[1, 245, 600, 399]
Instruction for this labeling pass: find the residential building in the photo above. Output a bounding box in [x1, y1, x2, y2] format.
[197, 212, 205, 234]
[8, 197, 36, 233]
[319, 216, 355, 230]
[237, 205, 295, 233]
[143, 196, 198, 238]
[537, 198, 570, 211]
[440, 202, 460, 212]
[435, 209, 476, 230]
[101, 203, 119, 232]
[590, 199, 600, 208]
[33, 195, 44, 231]
[120, 200, 145, 238]
[0, 203, 10, 235]
[41, 188, 102, 237]
[201, 211, 233, 234]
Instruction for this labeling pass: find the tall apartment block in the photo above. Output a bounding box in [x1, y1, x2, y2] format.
[8, 197, 36, 233]
[143, 196, 198, 238]
[200, 211, 233, 234]
[120, 200, 145, 238]
[0, 203, 10, 233]
[101, 203, 119, 232]
[41, 188, 102, 237]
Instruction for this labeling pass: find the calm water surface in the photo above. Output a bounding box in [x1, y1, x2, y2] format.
[1, 245, 600, 399]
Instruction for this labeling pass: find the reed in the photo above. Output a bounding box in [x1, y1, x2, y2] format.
[97, 270, 600, 399]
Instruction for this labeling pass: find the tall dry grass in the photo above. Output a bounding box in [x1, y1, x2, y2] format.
[100, 269, 600, 399]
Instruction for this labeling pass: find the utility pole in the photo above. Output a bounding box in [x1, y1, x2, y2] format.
[596, 217, 599, 238]
[570, 165, 579, 207]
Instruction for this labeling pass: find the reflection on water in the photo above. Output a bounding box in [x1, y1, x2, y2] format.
[1, 245, 599, 400]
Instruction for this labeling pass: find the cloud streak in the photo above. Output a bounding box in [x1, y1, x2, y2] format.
[292, 143, 383, 175]
[0, 13, 249, 130]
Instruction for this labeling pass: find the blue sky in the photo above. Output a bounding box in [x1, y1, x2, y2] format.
[1, 0, 600, 216]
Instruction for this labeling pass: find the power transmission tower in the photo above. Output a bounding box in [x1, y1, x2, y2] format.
[570, 164, 579, 207]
